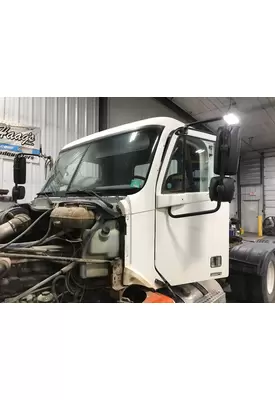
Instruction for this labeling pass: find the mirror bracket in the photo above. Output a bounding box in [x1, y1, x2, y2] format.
[168, 199, 221, 219]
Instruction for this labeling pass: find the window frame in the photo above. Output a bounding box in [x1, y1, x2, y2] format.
[161, 134, 213, 194]
[40, 125, 164, 197]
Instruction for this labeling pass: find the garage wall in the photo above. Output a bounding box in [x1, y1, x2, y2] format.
[233, 152, 275, 232]
[0, 97, 98, 201]
[107, 97, 180, 128]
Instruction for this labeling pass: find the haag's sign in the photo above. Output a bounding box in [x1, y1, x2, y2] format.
[0, 122, 40, 160]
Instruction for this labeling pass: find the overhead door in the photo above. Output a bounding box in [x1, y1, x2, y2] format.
[264, 156, 275, 216]
[239, 158, 262, 233]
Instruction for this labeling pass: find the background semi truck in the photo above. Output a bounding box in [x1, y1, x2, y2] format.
[0, 117, 274, 303]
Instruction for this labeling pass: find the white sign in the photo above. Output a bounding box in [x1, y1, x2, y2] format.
[0, 122, 41, 160]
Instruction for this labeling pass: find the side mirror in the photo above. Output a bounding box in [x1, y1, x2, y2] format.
[14, 155, 26, 185]
[214, 125, 241, 176]
[209, 125, 241, 204]
[12, 185, 25, 201]
[209, 176, 235, 203]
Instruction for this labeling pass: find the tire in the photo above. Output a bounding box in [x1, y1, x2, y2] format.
[244, 254, 275, 303]
[263, 216, 275, 236]
[230, 264, 275, 302]
[229, 242, 275, 302]
[256, 239, 275, 244]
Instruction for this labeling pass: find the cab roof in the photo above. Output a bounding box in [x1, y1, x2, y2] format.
[62, 116, 216, 151]
[62, 117, 185, 151]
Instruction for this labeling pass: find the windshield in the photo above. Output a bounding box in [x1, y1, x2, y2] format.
[40, 125, 163, 196]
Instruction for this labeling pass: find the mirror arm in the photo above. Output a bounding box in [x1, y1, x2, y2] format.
[175, 117, 224, 136]
[168, 122, 225, 219]
[167, 121, 238, 219]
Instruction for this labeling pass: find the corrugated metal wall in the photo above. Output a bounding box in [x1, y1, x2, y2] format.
[0, 97, 98, 201]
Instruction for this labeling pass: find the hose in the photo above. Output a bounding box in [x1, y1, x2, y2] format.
[25, 220, 53, 248]
[41, 230, 66, 245]
[52, 275, 66, 301]
[0, 209, 51, 251]
[7, 221, 53, 249]
[9, 261, 77, 303]
[0, 251, 110, 264]
[0, 206, 27, 225]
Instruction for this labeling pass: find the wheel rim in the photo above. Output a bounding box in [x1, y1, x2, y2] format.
[267, 261, 275, 295]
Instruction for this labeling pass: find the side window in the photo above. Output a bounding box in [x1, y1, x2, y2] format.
[162, 136, 213, 193]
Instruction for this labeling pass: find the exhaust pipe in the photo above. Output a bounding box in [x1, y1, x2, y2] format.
[0, 214, 31, 242]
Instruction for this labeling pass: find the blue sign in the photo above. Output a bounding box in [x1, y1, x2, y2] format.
[0, 143, 21, 152]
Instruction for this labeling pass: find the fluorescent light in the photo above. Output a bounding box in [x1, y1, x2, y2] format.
[196, 149, 205, 154]
[223, 113, 240, 125]
[129, 131, 138, 142]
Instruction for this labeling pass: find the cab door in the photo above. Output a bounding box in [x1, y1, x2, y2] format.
[154, 130, 229, 286]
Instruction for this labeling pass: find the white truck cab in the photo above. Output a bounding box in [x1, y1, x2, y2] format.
[0, 117, 240, 303]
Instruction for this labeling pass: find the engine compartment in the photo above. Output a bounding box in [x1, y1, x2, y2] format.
[0, 197, 225, 304]
[0, 199, 126, 303]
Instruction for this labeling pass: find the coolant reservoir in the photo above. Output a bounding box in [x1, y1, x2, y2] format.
[80, 221, 120, 279]
[88, 220, 120, 259]
[50, 205, 95, 230]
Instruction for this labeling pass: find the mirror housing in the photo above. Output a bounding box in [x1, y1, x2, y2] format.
[12, 185, 25, 201]
[209, 176, 235, 203]
[209, 125, 240, 204]
[214, 125, 241, 176]
[13, 155, 26, 185]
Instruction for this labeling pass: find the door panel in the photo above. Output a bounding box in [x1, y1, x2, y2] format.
[155, 204, 229, 285]
[154, 130, 229, 285]
[241, 200, 258, 233]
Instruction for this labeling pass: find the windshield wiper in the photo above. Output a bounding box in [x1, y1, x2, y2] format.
[66, 189, 113, 209]
[37, 191, 55, 196]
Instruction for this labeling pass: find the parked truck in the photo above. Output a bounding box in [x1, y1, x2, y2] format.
[0, 117, 274, 303]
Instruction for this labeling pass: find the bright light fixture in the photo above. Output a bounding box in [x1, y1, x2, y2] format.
[223, 113, 240, 125]
[129, 131, 138, 142]
[196, 149, 205, 154]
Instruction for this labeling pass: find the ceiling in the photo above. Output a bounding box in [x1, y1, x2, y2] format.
[170, 97, 275, 153]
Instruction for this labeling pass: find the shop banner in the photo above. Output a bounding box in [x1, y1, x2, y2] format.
[0, 122, 41, 160]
